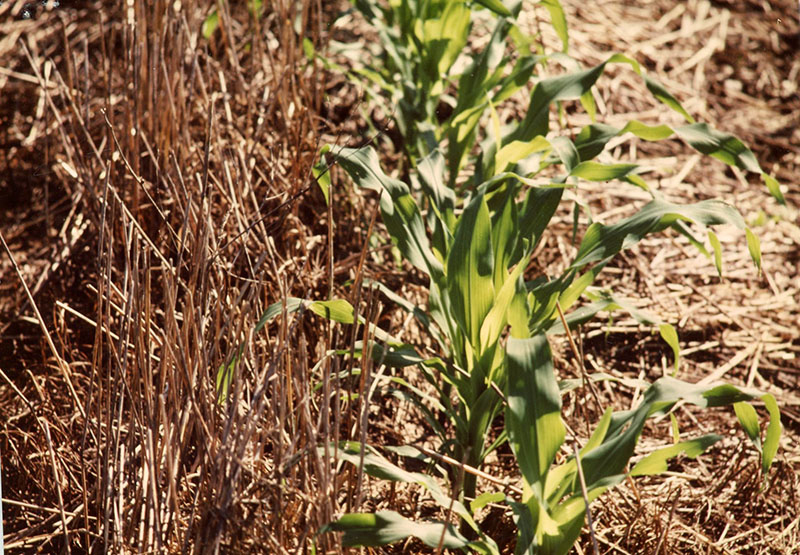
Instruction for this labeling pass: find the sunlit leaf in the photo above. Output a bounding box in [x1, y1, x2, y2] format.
[659, 323, 680, 376]
[745, 227, 762, 274]
[707, 230, 723, 276]
[571, 198, 748, 270]
[309, 299, 355, 324]
[734, 401, 761, 448]
[539, 0, 569, 52]
[630, 435, 722, 476]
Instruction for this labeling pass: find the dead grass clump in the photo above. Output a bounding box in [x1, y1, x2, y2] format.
[0, 0, 371, 551]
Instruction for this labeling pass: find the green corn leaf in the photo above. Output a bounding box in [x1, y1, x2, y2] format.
[539, 0, 569, 52]
[493, 55, 538, 104]
[734, 394, 782, 477]
[642, 75, 694, 123]
[451, 18, 510, 119]
[745, 227, 762, 273]
[216, 356, 236, 402]
[528, 272, 579, 334]
[472, 491, 506, 513]
[467, 387, 505, 466]
[570, 198, 748, 270]
[302, 37, 314, 60]
[333, 443, 474, 522]
[365, 277, 447, 349]
[569, 161, 640, 181]
[570, 120, 784, 203]
[421, 1, 471, 84]
[416, 149, 454, 221]
[659, 323, 680, 376]
[494, 137, 552, 175]
[227, 296, 353, 403]
[389, 388, 449, 443]
[762, 394, 782, 475]
[572, 123, 620, 161]
[490, 182, 520, 290]
[474, 0, 513, 16]
[510, 62, 608, 144]
[516, 187, 564, 259]
[734, 401, 761, 448]
[670, 412, 681, 443]
[507, 53, 643, 145]
[620, 119, 675, 141]
[555, 263, 603, 314]
[322, 510, 471, 549]
[309, 299, 355, 324]
[334, 146, 444, 281]
[707, 229, 724, 276]
[488, 94, 503, 160]
[762, 173, 786, 205]
[202, 9, 219, 39]
[447, 19, 536, 179]
[313, 146, 332, 205]
[480, 254, 530, 353]
[414, 148, 456, 256]
[629, 435, 722, 476]
[547, 288, 656, 334]
[576, 377, 775, 493]
[544, 408, 612, 504]
[506, 336, 565, 502]
[549, 136, 580, 173]
[447, 193, 495, 349]
[255, 297, 304, 332]
[675, 123, 761, 172]
[580, 89, 597, 122]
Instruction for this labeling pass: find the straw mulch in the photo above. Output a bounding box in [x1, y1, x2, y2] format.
[551, 1, 800, 552]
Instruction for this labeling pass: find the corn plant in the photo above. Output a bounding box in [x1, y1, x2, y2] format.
[331, 0, 559, 170]
[271, 0, 785, 551]
[317, 133, 781, 550]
